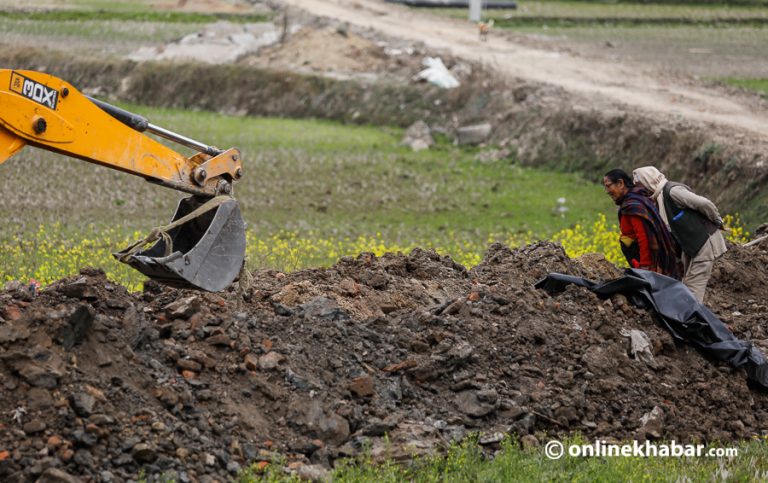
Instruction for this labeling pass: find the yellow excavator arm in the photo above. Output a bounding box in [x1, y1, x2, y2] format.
[0, 69, 246, 291]
[0, 69, 242, 196]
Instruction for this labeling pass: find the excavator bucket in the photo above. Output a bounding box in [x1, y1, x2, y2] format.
[115, 196, 246, 292]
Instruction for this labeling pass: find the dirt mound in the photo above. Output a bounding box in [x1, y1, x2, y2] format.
[240, 25, 425, 81]
[1, 242, 767, 481]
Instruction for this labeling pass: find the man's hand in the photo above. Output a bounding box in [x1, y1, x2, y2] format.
[715, 217, 728, 231]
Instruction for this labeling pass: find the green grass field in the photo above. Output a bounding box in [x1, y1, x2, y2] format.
[0, 104, 619, 237]
[722, 77, 768, 97]
[0, 104, 750, 290]
[0, 1, 269, 57]
[0, 105, 627, 289]
[239, 436, 768, 482]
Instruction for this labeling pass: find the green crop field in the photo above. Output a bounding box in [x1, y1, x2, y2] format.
[0, 104, 750, 290]
[0, 2, 269, 57]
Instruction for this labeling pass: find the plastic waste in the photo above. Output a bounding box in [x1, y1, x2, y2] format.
[536, 269, 768, 391]
[620, 328, 657, 369]
[413, 57, 460, 89]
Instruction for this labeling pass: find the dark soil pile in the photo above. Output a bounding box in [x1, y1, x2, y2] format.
[1, 240, 767, 482]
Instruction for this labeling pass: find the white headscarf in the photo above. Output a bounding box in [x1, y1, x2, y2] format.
[632, 166, 670, 228]
[632, 166, 668, 200]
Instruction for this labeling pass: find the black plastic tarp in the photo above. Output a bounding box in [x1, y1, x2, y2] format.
[535, 269, 768, 391]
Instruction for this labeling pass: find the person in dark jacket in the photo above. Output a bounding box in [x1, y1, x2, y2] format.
[603, 169, 681, 279]
[633, 166, 726, 303]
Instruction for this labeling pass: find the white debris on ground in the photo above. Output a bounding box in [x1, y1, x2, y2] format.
[413, 57, 460, 89]
[127, 20, 301, 64]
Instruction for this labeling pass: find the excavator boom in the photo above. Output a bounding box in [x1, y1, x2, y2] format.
[0, 69, 246, 291]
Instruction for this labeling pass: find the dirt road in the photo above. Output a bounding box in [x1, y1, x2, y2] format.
[280, 0, 768, 139]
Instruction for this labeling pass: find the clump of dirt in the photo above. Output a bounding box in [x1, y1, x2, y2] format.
[0, 241, 767, 481]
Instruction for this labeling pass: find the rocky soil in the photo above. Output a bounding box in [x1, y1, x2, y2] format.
[1, 238, 767, 482]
